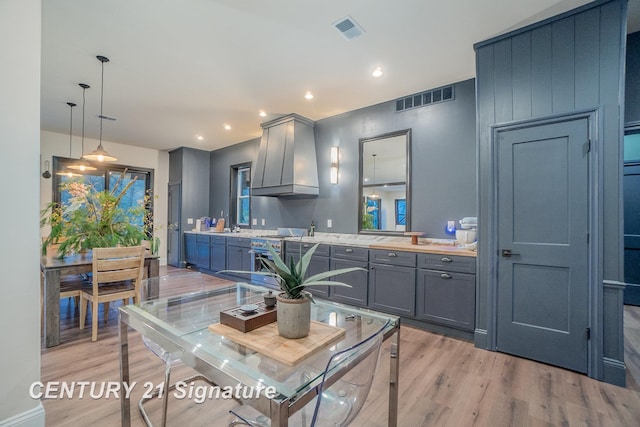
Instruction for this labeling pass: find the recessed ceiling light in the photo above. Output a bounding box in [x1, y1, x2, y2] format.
[304, 91, 314, 100]
[224, 124, 231, 130]
[259, 110, 267, 117]
[372, 66, 383, 78]
[196, 135, 204, 141]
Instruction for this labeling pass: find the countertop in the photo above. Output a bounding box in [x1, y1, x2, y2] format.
[184, 230, 477, 257]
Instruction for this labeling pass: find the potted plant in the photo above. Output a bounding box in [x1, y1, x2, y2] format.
[40, 173, 149, 257]
[221, 243, 365, 338]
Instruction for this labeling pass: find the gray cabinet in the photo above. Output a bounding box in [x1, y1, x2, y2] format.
[210, 235, 226, 272]
[286, 242, 331, 298]
[416, 254, 475, 331]
[184, 233, 197, 265]
[196, 234, 210, 270]
[226, 237, 251, 281]
[330, 246, 369, 307]
[369, 249, 416, 317]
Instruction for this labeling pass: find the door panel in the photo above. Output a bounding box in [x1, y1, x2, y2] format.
[624, 163, 640, 304]
[168, 183, 181, 267]
[497, 117, 589, 373]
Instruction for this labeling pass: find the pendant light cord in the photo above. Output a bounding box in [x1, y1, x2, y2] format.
[66, 102, 76, 158]
[81, 85, 86, 155]
[99, 58, 105, 147]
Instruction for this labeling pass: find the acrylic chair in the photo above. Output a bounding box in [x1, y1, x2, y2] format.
[228, 319, 389, 427]
[79, 245, 145, 341]
[137, 272, 222, 427]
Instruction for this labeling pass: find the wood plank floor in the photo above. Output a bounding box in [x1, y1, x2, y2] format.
[40, 266, 640, 426]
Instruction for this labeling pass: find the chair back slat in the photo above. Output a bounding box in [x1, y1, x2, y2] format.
[92, 246, 145, 287]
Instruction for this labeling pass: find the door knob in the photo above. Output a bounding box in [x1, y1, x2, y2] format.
[501, 249, 520, 257]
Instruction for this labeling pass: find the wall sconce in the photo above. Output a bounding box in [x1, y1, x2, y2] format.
[330, 146, 339, 184]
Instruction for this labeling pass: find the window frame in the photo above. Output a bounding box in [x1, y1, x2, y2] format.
[229, 162, 252, 228]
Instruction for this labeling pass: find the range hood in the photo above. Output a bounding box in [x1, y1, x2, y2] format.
[251, 113, 319, 197]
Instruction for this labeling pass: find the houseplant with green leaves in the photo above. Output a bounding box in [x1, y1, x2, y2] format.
[41, 173, 149, 258]
[221, 242, 365, 338]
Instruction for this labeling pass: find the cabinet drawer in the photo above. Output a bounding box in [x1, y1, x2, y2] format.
[226, 237, 250, 248]
[330, 245, 369, 262]
[370, 249, 416, 268]
[418, 253, 476, 274]
[286, 241, 330, 257]
[211, 235, 226, 245]
[196, 234, 210, 243]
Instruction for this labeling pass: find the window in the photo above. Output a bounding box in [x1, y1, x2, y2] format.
[230, 163, 251, 227]
[395, 199, 406, 226]
[52, 157, 154, 235]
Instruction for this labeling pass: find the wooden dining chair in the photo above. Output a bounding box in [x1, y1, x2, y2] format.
[79, 246, 145, 342]
[40, 238, 87, 330]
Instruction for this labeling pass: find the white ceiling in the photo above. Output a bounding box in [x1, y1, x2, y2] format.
[41, 0, 637, 153]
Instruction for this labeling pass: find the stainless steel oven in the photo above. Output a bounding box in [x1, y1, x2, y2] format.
[250, 237, 283, 289]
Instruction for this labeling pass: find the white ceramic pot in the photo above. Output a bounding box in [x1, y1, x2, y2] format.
[455, 229, 477, 244]
[276, 294, 311, 339]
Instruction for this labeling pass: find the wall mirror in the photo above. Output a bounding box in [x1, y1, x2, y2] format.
[358, 129, 411, 234]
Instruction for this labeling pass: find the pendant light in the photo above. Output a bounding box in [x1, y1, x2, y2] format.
[57, 102, 81, 178]
[369, 154, 380, 199]
[67, 83, 97, 171]
[83, 55, 117, 162]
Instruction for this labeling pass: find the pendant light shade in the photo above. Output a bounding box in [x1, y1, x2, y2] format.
[57, 102, 81, 178]
[369, 154, 380, 199]
[83, 55, 117, 162]
[68, 83, 97, 172]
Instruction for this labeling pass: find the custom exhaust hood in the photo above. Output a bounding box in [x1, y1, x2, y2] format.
[251, 113, 319, 197]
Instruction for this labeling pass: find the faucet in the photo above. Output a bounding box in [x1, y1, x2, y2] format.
[309, 220, 315, 237]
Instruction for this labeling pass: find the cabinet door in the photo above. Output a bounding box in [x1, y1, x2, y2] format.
[210, 243, 226, 271]
[290, 254, 331, 298]
[369, 263, 416, 317]
[226, 246, 250, 281]
[196, 237, 210, 270]
[184, 234, 197, 265]
[330, 258, 368, 307]
[416, 269, 475, 331]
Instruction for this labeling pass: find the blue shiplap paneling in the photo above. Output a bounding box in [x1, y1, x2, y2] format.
[512, 33, 532, 120]
[551, 17, 576, 113]
[531, 25, 553, 117]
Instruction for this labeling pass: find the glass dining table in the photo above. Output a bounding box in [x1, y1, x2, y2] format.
[118, 282, 400, 426]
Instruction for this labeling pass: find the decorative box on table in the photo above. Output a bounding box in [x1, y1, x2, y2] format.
[220, 302, 277, 333]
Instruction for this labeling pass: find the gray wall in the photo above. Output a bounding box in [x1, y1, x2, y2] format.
[209, 78, 477, 238]
[475, 0, 626, 385]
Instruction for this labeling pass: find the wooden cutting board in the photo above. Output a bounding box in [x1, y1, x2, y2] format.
[208, 321, 345, 366]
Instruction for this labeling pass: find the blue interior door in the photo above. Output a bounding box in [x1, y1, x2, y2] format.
[496, 117, 590, 373]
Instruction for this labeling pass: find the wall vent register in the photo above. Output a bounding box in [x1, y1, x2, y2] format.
[395, 85, 454, 112]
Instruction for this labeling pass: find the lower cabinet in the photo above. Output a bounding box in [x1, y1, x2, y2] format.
[196, 235, 211, 270]
[369, 263, 416, 317]
[226, 237, 251, 281]
[416, 269, 475, 331]
[330, 246, 369, 307]
[210, 236, 226, 271]
[184, 233, 197, 265]
[286, 242, 331, 298]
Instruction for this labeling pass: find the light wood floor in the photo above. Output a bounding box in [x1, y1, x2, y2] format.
[41, 267, 640, 426]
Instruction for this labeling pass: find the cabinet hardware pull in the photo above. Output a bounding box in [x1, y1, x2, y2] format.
[345, 248, 353, 253]
[440, 273, 452, 279]
[440, 257, 452, 263]
[388, 252, 397, 257]
[303, 244, 310, 248]
[501, 249, 520, 257]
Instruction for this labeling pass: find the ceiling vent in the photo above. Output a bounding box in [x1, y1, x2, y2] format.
[395, 85, 455, 112]
[333, 16, 365, 40]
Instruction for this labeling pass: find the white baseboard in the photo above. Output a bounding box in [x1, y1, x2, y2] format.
[0, 403, 44, 427]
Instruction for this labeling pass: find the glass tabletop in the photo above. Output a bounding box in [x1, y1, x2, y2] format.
[121, 282, 398, 402]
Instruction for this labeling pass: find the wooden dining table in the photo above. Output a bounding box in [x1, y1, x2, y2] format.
[40, 251, 159, 347]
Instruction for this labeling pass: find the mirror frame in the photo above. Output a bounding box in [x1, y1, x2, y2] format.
[358, 129, 411, 235]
